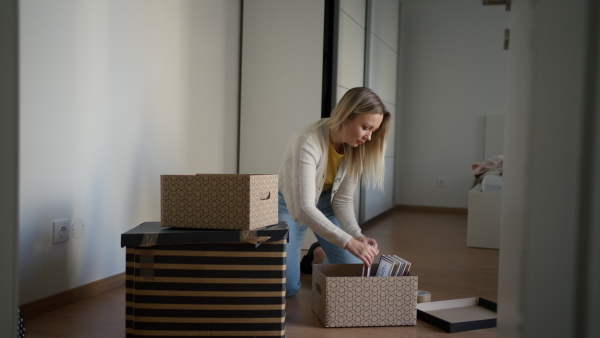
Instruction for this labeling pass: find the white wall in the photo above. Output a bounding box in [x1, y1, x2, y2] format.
[238, 0, 324, 175]
[19, 0, 241, 304]
[395, 0, 508, 208]
[0, 0, 19, 335]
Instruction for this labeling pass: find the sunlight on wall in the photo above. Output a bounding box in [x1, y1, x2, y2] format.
[19, 0, 240, 304]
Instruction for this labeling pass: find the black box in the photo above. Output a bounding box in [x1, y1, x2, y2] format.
[121, 222, 288, 337]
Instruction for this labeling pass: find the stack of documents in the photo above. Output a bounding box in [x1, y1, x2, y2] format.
[373, 255, 412, 277]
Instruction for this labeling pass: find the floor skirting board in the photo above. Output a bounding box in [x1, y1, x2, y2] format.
[20, 272, 125, 320]
[395, 204, 468, 214]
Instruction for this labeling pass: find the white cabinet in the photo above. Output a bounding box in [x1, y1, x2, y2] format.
[361, 0, 400, 223]
[467, 184, 501, 249]
[239, 1, 324, 175]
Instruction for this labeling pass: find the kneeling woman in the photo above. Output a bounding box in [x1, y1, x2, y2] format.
[278, 87, 391, 296]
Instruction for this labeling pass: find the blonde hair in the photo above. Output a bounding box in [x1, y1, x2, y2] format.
[327, 87, 391, 189]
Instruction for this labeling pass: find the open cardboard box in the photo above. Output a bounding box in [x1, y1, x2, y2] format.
[312, 264, 418, 327]
[417, 297, 497, 333]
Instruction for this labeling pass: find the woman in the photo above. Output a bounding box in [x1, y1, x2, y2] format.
[278, 87, 391, 296]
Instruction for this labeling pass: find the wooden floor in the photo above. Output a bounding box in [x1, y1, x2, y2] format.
[24, 209, 499, 337]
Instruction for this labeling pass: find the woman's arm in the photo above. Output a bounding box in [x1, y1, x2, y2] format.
[330, 173, 363, 239]
[332, 170, 379, 264]
[290, 140, 354, 249]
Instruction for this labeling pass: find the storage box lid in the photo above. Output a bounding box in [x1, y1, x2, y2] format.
[416, 297, 497, 333]
[121, 221, 288, 247]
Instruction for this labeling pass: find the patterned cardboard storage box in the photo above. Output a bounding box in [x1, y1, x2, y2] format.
[121, 222, 288, 338]
[312, 264, 418, 327]
[161, 174, 278, 230]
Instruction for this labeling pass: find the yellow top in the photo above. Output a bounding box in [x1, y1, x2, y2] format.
[323, 139, 345, 192]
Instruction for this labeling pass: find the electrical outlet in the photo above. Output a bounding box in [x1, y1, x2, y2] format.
[436, 177, 447, 188]
[71, 217, 85, 239]
[53, 219, 70, 244]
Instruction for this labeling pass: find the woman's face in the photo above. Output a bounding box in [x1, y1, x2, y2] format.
[342, 113, 383, 147]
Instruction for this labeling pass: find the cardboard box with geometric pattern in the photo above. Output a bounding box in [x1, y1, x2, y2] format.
[161, 174, 278, 230]
[312, 264, 418, 327]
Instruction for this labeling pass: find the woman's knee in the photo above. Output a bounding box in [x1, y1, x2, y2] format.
[286, 280, 301, 297]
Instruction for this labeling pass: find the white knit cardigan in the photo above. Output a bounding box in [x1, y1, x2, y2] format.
[278, 118, 364, 248]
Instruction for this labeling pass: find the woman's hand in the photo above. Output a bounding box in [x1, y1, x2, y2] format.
[356, 236, 379, 250]
[344, 237, 379, 266]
